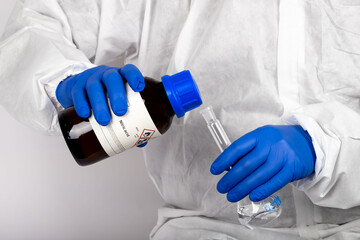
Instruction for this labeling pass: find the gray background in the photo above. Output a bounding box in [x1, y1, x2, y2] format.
[0, 1, 164, 239]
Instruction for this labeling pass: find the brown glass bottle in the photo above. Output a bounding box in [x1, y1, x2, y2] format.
[58, 70, 202, 166]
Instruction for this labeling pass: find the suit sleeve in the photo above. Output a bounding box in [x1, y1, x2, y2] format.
[0, 0, 145, 134]
[279, 0, 360, 209]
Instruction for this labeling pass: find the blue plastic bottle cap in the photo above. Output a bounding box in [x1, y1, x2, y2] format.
[161, 70, 203, 118]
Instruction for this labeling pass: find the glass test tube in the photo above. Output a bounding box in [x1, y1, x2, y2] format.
[200, 106, 231, 153]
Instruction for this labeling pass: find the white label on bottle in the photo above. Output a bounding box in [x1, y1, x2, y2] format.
[88, 84, 161, 157]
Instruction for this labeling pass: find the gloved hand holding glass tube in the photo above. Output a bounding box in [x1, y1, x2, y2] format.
[201, 106, 316, 227]
[211, 124, 316, 203]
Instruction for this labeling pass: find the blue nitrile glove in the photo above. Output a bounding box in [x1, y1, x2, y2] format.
[56, 64, 144, 125]
[56, 64, 147, 146]
[210, 125, 316, 202]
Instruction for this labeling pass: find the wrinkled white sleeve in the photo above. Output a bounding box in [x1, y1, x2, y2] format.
[278, 0, 360, 209]
[0, 0, 145, 135]
[0, 0, 95, 134]
[282, 102, 360, 209]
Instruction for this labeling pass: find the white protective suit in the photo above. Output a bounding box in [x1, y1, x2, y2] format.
[1, 0, 360, 239]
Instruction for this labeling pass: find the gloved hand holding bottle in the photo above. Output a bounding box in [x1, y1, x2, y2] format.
[55, 64, 202, 166]
[56, 64, 148, 149]
[56, 64, 145, 126]
[211, 125, 316, 202]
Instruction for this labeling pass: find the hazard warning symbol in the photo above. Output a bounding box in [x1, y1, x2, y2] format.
[135, 129, 155, 146]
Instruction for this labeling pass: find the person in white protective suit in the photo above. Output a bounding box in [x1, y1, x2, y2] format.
[1, 0, 360, 239]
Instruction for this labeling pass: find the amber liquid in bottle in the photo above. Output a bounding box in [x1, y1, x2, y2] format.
[58, 77, 175, 166]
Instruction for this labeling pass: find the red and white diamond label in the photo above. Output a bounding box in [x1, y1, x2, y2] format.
[135, 129, 155, 146]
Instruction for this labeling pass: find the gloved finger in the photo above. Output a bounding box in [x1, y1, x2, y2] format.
[119, 64, 145, 92]
[56, 66, 104, 108]
[72, 66, 108, 118]
[86, 67, 111, 126]
[137, 142, 148, 148]
[210, 132, 257, 175]
[56, 75, 78, 108]
[216, 147, 268, 194]
[71, 77, 90, 118]
[102, 68, 128, 116]
[248, 165, 293, 202]
[224, 147, 284, 200]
